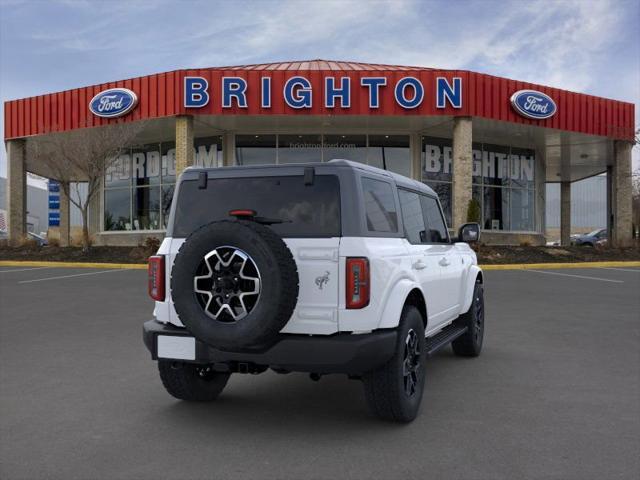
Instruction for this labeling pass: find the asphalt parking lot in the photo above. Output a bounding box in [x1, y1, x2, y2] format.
[1, 265, 639, 480]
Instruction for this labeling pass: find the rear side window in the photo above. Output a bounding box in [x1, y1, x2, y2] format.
[172, 175, 340, 238]
[398, 189, 427, 244]
[420, 195, 449, 243]
[361, 177, 398, 233]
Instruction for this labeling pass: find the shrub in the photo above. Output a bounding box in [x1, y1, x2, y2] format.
[467, 198, 481, 224]
[143, 236, 161, 254]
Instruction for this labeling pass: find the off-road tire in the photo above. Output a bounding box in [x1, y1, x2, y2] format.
[171, 220, 299, 351]
[452, 281, 484, 357]
[362, 305, 426, 423]
[158, 360, 230, 401]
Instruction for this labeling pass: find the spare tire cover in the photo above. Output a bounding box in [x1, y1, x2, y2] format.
[171, 220, 299, 351]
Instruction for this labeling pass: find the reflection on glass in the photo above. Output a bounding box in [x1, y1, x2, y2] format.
[484, 187, 508, 230]
[105, 153, 131, 188]
[422, 136, 452, 182]
[104, 188, 131, 231]
[236, 135, 277, 165]
[194, 136, 223, 168]
[323, 134, 367, 164]
[425, 182, 451, 227]
[509, 147, 535, 189]
[133, 187, 160, 230]
[161, 141, 176, 184]
[510, 189, 535, 231]
[278, 134, 322, 164]
[162, 185, 175, 229]
[132, 143, 161, 187]
[369, 135, 410, 177]
[361, 177, 398, 233]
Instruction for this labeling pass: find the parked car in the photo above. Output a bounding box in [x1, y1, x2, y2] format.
[143, 160, 484, 422]
[0, 230, 47, 245]
[571, 229, 607, 247]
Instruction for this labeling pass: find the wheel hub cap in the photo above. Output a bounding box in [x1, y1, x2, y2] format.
[403, 329, 421, 397]
[194, 246, 261, 322]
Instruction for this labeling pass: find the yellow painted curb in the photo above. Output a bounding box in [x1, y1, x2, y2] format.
[1, 260, 639, 271]
[480, 261, 640, 270]
[0, 260, 147, 270]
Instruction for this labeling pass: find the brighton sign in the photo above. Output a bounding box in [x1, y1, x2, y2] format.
[183, 75, 464, 110]
[89, 88, 138, 118]
[510, 89, 556, 120]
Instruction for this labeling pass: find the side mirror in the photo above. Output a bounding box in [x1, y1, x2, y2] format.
[458, 223, 480, 243]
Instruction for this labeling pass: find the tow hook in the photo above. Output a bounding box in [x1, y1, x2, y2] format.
[309, 373, 322, 382]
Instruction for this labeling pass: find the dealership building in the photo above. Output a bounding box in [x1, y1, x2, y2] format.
[3, 60, 635, 246]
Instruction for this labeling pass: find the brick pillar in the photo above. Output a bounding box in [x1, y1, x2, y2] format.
[6, 139, 27, 245]
[175, 115, 194, 175]
[59, 181, 70, 247]
[560, 181, 571, 246]
[452, 117, 473, 230]
[611, 141, 633, 247]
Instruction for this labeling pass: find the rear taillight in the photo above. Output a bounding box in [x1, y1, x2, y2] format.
[346, 257, 369, 309]
[148, 255, 165, 301]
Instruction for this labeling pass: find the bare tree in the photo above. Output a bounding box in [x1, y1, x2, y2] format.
[27, 122, 143, 251]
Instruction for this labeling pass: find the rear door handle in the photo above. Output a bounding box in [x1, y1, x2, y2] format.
[412, 260, 427, 270]
[439, 257, 450, 267]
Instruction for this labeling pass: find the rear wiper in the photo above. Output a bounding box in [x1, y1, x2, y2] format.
[228, 209, 291, 225]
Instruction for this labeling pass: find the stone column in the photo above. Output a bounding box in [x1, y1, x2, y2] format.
[59, 181, 70, 247]
[175, 115, 194, 175]
[6, 139, 27, 245]
[611, 141, 633, 247]
[452, 117, 473, 230]
[560, 181, 571, 246]
[222, 133, 235, 167]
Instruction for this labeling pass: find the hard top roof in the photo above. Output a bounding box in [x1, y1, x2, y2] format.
[185, 159, 436, 196]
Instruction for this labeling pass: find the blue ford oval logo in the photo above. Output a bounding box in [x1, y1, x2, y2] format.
[510, 89, 556, 120]
[89, 88, 138, 118]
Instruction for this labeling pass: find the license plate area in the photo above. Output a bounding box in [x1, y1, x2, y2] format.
[157, 335, 196, 360]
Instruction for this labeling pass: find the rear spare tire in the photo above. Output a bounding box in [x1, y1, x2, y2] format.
[171, 220, 299, 351]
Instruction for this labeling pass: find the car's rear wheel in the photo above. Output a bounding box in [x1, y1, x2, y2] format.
[158, 360, 230, 401]
[452, 281, 484, 357]
[362, 305, 426, 422]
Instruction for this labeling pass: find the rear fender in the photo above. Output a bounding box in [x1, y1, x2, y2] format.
[459, 265, 483, 314]
[378, 279, 426, 330]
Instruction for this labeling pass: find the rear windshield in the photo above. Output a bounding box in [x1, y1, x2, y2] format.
[172, 175, 341, 238]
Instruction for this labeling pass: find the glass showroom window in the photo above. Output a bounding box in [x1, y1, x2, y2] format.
[323, 134, 367, 164]
[236, 135, 277, 165]
[422, 136, 453, 226]
[236, 134, 410, 175]
[368, 135, 411, 178]
[279, 134, 323, 164]
[422, 137, 536, 232]
[103, 137, 223, 231]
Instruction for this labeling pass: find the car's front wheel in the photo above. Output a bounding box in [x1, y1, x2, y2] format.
[362, 305, 426, 422]
[158, 360, 230, 401]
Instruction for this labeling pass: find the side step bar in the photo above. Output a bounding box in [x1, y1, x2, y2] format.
[425, 324, 468, 357]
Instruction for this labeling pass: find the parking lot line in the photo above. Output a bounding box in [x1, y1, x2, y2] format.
[597, 267, 640, 273]
[525, 269, 624, 283]
[18, 269, 129, 284]
[0, 267, 54, 273]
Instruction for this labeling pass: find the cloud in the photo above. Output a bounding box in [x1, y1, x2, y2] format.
[1, 0, 638, 177]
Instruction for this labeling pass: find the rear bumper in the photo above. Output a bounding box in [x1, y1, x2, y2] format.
[143, 319, 397, 375]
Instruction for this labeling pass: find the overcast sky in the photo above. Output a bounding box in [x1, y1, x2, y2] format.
[1, 0, 638, 180]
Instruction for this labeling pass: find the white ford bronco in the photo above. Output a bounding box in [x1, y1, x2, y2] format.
[144, 160, 484, 422]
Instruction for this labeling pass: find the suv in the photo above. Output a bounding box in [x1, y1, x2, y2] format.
[143, 160, 484, 422]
